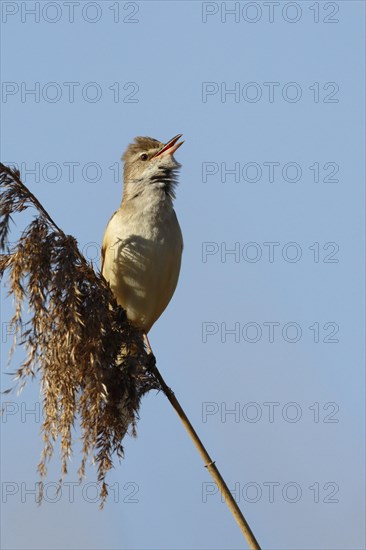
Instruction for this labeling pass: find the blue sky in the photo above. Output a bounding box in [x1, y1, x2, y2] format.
[1, 1, 365, 549]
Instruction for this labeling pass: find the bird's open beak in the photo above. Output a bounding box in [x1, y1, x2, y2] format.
[152, 134, 184, 158]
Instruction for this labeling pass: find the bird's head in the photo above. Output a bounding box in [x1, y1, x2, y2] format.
[121, 134, 184, 200]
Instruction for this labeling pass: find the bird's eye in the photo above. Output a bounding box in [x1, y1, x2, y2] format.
[140, 153, 148, 161]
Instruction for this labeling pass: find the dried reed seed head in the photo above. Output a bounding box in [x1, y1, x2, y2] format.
[0, 163, 159, 506]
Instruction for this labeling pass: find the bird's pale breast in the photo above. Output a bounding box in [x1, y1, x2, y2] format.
[102, 201, 182, 333]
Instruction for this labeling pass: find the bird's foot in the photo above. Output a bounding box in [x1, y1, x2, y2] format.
[146, 351, 157, 371]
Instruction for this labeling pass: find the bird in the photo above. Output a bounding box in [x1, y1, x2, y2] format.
[101, 134, 184, 353]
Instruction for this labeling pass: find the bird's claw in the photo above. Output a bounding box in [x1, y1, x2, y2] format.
[146, 352, 156, 371]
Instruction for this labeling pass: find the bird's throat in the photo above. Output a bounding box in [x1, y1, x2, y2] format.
[149, 168, 176, 198]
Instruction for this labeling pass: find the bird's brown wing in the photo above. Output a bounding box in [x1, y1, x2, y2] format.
[101, 242, 106, 274]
